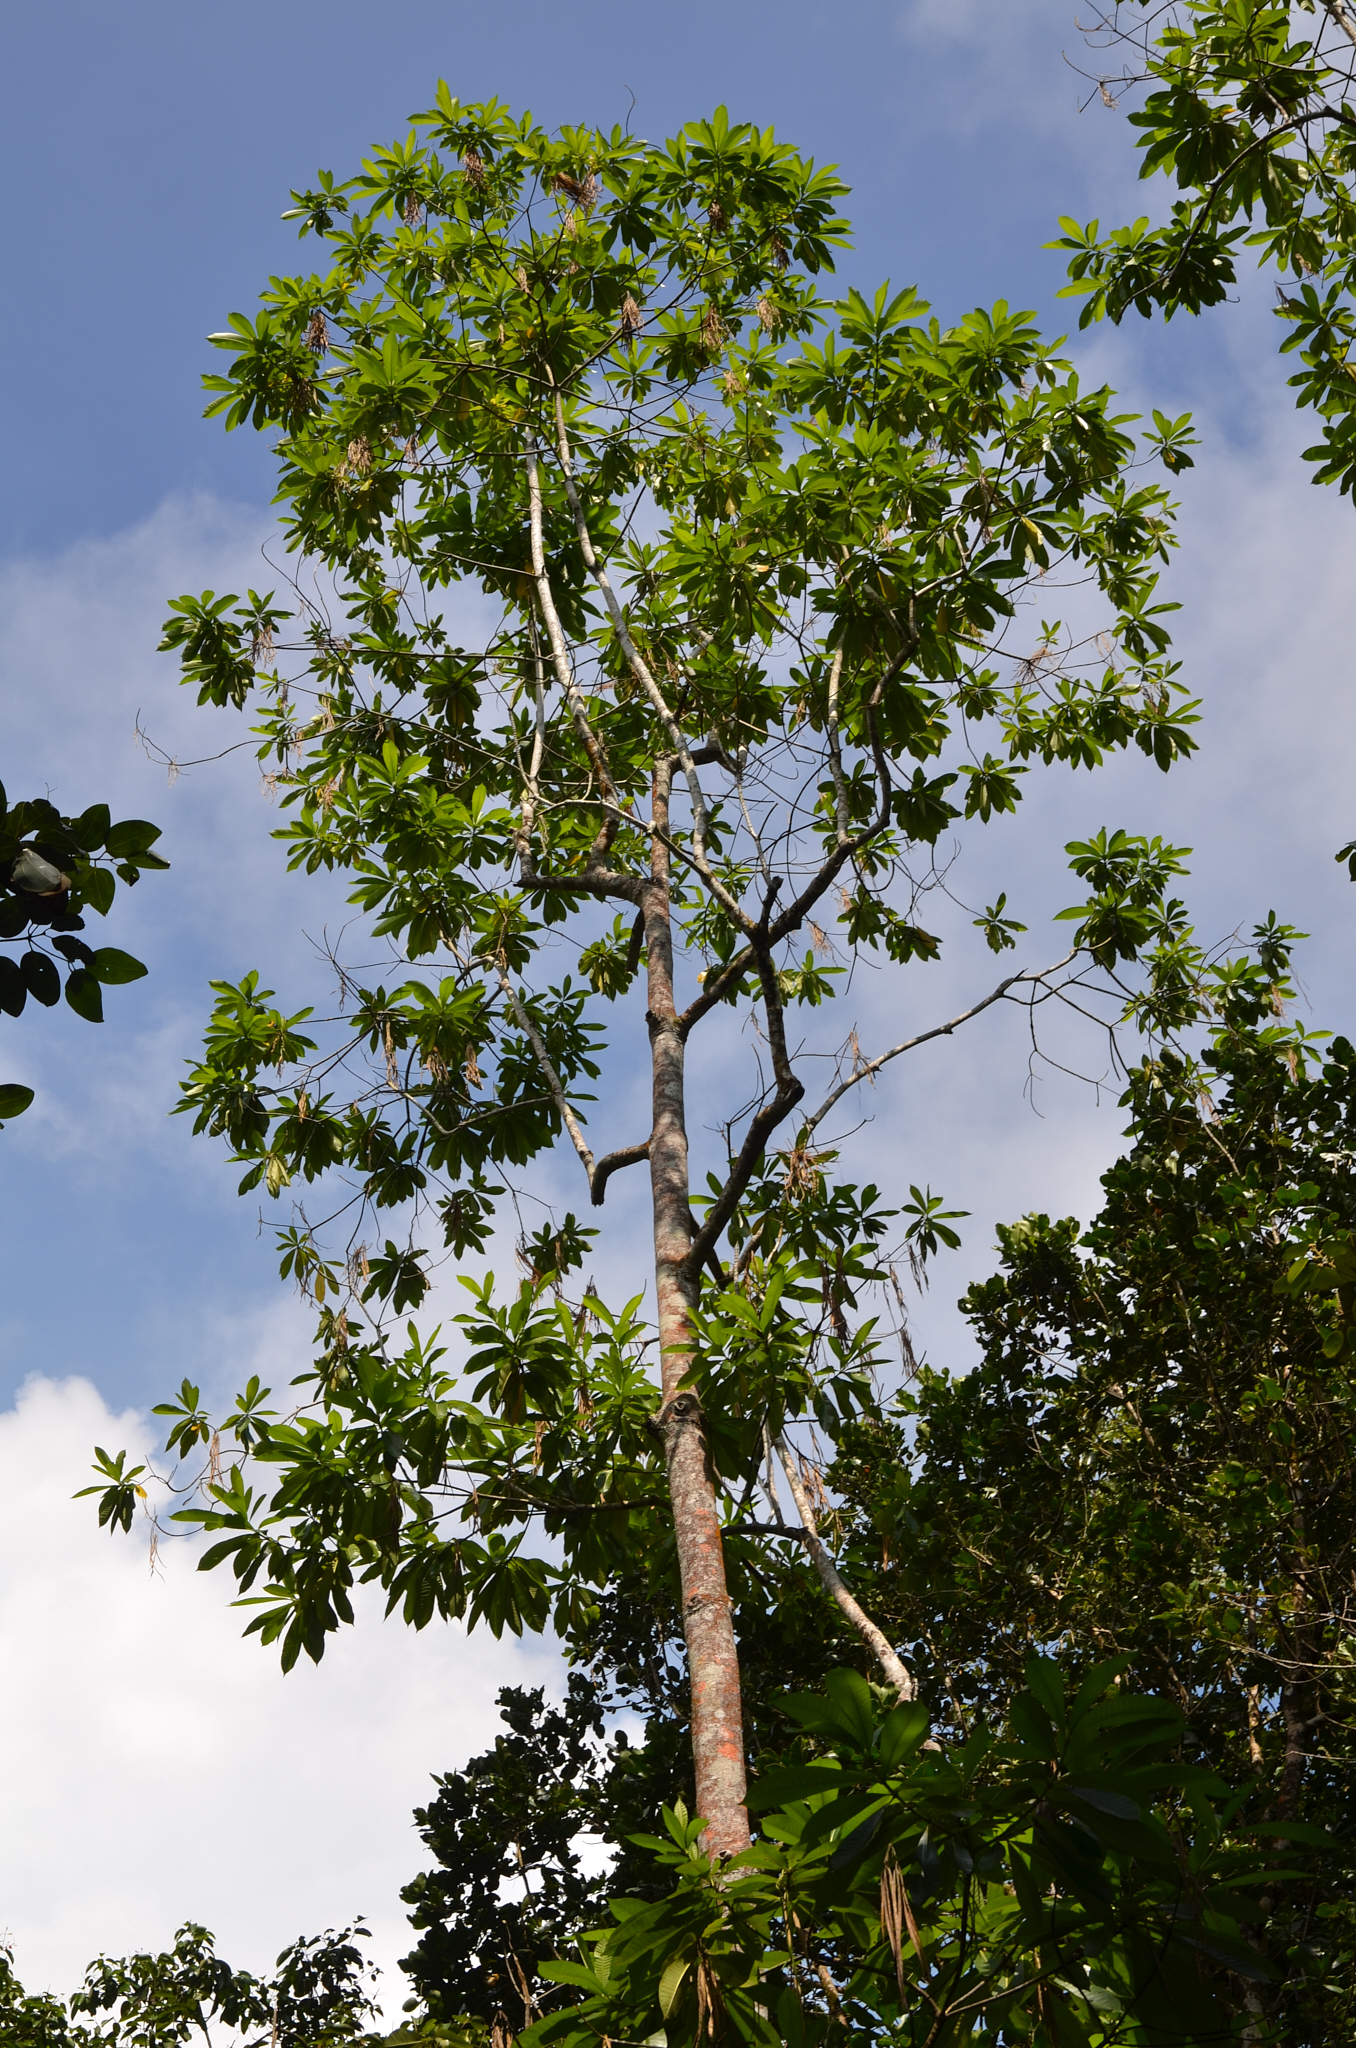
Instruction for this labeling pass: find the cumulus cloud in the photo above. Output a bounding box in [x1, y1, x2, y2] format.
[0, 1372, 547, 2016]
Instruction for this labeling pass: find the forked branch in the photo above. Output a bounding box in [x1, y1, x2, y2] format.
[801, 952, 1079, 1138]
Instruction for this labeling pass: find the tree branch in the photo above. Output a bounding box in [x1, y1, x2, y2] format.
[801, 952, 1078, 1138]
[514, 621, 548, 875]
[1321, 0, 1356, 54]
[550, 390, 750, 927]
[524, 435, 623, 868]
[497, 965, 594, 1190]
[773, 1435, 915, 1701]
[826, 646, 850, 847]
[682, 1072, 805, 1283]
[590, 1139, 651, 1207]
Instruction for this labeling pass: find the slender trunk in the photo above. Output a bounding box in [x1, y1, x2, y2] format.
[645, 759, 750, 1859]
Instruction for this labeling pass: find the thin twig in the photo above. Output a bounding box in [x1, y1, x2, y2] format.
[802, 952, 1078, 1137]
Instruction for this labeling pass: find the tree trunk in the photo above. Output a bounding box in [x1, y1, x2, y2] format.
[645, 760, 750, 1859]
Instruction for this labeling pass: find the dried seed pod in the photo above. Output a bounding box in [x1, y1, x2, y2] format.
[757, 296, 777, 333]
[304, 308, 329, 354]
[402, 192, 422, 226]
[880, 1846, 908, 1999]
[250, 622, 275, 666]
[346, 436, 372, 476]
[620, 292, 645, 336]
[462, 148, 486, 191]
[707, 199, 726, 230]
[701, 304, 726, 354]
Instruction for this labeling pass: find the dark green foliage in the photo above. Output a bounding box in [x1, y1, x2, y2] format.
[400, 1679, 615, 2025]
[516, 1664, 1293, 2048]
[795, 974, 1356, 2034]
[0, 779, 165, 1125]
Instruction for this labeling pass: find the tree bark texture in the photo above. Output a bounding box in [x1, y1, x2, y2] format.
[645, 760, 750, 1858]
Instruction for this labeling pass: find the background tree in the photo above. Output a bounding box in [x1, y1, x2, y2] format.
[0, 1922, 378, 2048]
[392, 1659, 1294, 2046]
[0, 786, 167, 1128]
[391, 920, 1344, 2042]
[755, 922, 1353, 2037]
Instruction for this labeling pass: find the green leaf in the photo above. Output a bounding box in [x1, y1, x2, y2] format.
[821, 1667, 877, 1749]
[20, 952, 60, 1007]
[71, 804, 111, 851]
[878, 1698, 930, 1767]
[82, 865, 116, 916]
[65, 967, 104, 1022]
[105, 819, 164, 858]
[91, 947, 149, 985]
[657, 1956, 690, 2019]
[0, 1083, 34, 1122]
[1067, 1785, 1139, 1820]
[0, 957, 25, 1016]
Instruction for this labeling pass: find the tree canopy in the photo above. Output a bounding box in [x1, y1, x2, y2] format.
[78, 87, 1330, 2045]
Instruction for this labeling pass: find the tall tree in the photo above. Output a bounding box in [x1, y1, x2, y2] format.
[91, 93, 1200, 1863]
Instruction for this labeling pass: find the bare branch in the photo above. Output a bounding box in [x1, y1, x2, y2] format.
[774, 1434, 915, 1700]
[682, 1070, 805, 1283]
[1322, 0, 1356, 50]
[625, 908, 645, 978]
[524, 436, 623, 859]
[802, 952, 1079, 1138]
[826, 646, 850, 847]
[590, 1139, 651, 1207]
[515, 621, 548, 874]
[497, 965, 595, 1190]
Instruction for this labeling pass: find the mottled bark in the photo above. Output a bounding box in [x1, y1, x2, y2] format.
[645, 759, 750, 1859]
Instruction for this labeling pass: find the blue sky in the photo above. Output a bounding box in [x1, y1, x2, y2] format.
[3, 0, 1355, 2014]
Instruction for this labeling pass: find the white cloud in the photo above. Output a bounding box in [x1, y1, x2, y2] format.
[0, 1373, 546, 2016]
